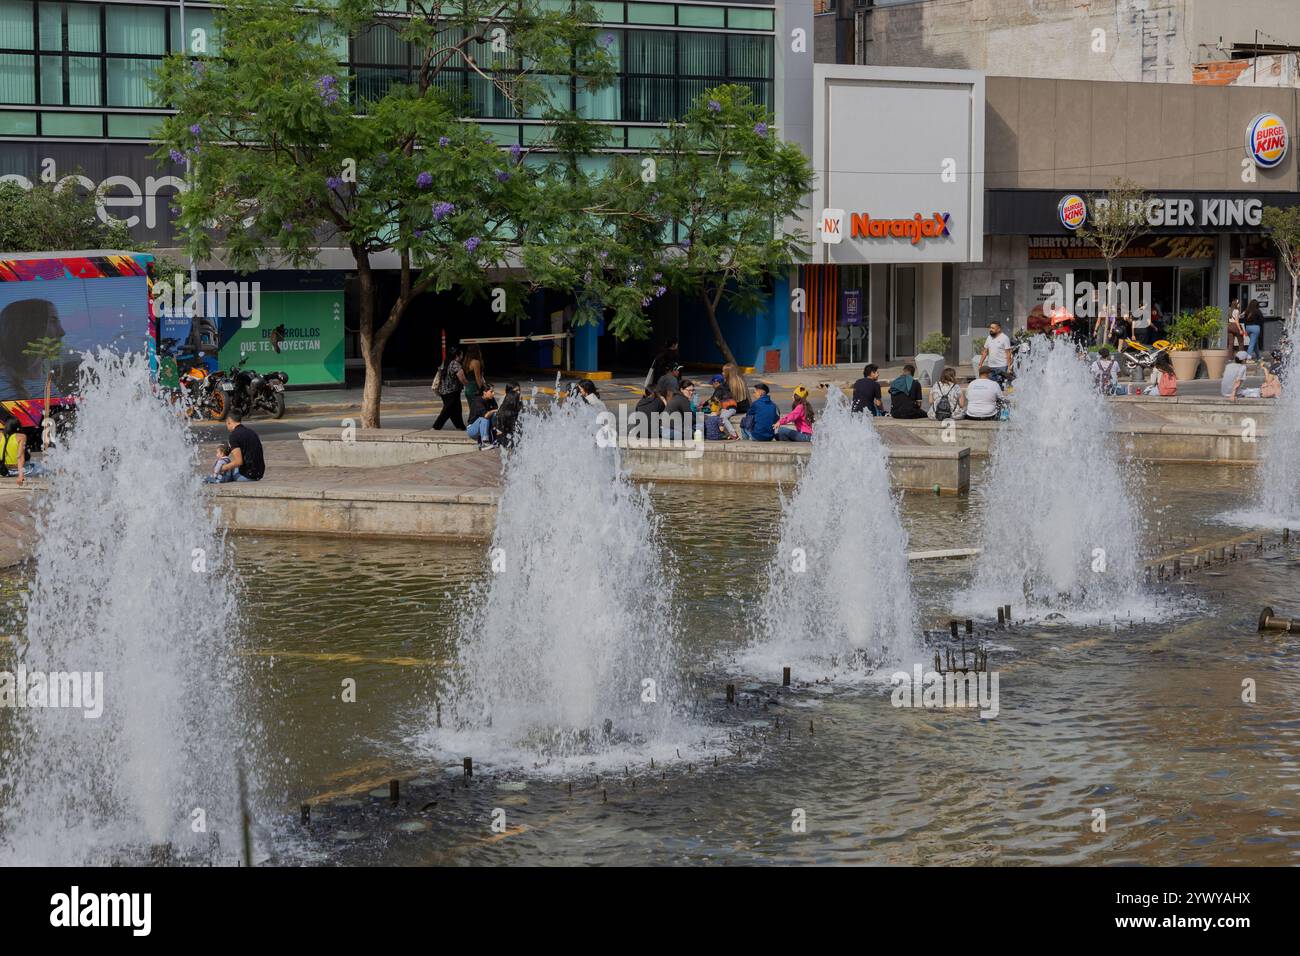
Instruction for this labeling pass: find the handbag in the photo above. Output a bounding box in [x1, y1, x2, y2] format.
[431, 368, 443, 393]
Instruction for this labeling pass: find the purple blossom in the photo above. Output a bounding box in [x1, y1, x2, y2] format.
[413, 229, 424, 239]
[316, 74, 340, 106]
[655, 285, 667, 298]
[754, 121, 769, 137]
[496, 170, 511, 183]
[191, 61, 206, 79]
[189, 123, 202, 136]
[416, 171, 433, 189]
[326, 176, 343, 190]
[169, 148, 186, 164]
[432, 201, 455, 221]
[600, 32, 615, 48]
[465, 236, 481, 253]
[438, 136, 451, 147]
[707, 99, 721, 112]
[509, 143, 522, 162]
[282, 221, 293, 232]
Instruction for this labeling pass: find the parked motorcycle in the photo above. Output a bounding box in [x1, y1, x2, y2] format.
[212, 354, 289, 420]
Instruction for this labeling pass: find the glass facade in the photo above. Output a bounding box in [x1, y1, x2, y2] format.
[0, 0, 774, 140]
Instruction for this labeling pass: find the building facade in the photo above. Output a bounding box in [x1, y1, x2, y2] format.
[0, 0, 785, 379]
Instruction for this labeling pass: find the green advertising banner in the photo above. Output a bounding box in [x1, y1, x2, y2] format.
[218, 290, 344, 386]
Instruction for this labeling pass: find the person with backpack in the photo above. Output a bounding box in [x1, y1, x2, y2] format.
[1143, 353, 1178, 397]
[431, 346, 466, 430]
[1092, 346, 1120, 395]
[927, 366, 964, 420]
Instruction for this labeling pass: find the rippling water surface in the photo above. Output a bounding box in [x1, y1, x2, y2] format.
[3, 463, 1297, 865]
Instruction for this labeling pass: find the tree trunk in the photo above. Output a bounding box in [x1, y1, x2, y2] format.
[701, 290, 738, 367]
[357, 261, 383, 429]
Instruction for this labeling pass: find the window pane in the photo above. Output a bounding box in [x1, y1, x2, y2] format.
[39, 3, 62, 51]
[108, 112, 160, 137]
[625, 76, 673, 122]
[728, 8, 774, 31]
[353, 66, 409, 106]
[627, 125, 659, 148]
[69, 4, 99, 52]
[39, 53, 60, 103]
[69, 53, 98, 105]
[624, 30, 673, 74]
[679, 6, 725, 28]
[354, 21, 407, 65]
[106, 57, 158, 106]
[678, 78, 714, 116]
[728, 35, 772, 79]
[0, 1, 34, 50]
[627, 2, 674, 25]
[41, 110, 99, 135]
[679, 32, 723, 76]
[0, 110, 36, 134]
[524, 74, 569, 118]
[170, 7, 218, 55]
[0, 54, 35, 104]
[469, 75, 513, 118]
[106, 6, 166, 56]
[576, 77, 620, 120]
[590, 1, 623, 22]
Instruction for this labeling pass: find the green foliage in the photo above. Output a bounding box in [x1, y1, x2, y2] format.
[1193, 305, 1222, 348]
[647, 85, 814, 363]
[1261, 205, 1300, 329]
[918, 332, 950, 355]
[0, 179, 135, 253]
[1078, 178, 1150, 265]
[1168, 312, 1202, 350]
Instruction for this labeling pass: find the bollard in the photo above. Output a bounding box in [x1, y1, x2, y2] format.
[1286, 528, 1292, 544]
[949, 620, 959, 639]
[1258, 606, 1300, 633]
[726, 684, 735, 704]
[602, 789, 607, 804]
[997, 607, 1005, 625]
[782, 666, 791, 687]
[463, 757, 473, 780]
[1003, 604, 1012, 622]
[435, 702, 442, 728]
[965, 619, 973, 636]
[809, 719, 815, 736]
[567, 781, 572, 796]
[389, 779, 399, 804]
[300, 804, 310, 826]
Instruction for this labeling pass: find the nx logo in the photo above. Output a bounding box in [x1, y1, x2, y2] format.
[820, 208, 844, 244]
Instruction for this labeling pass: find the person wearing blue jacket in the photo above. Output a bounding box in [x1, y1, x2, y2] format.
[743, 382, 780, 441]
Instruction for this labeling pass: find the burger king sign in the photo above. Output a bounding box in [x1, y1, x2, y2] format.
[1246, 113, 1289, 169]
[1058, 193, 1087, 231]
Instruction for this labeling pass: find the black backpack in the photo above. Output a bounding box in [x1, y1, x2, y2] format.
[933, 384, 955, 421]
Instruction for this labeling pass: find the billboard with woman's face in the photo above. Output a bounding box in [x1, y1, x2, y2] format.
[0, 253, 152, 416]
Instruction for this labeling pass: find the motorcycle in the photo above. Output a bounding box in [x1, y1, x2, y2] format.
[1116, 338, 1172, 372]
[211, 354, 289, 420]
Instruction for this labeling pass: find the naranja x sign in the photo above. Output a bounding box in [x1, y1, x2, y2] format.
[821, 208, 953, 245]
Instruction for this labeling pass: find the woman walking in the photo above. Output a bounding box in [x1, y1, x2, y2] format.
[1243, 299, 1264, 361]
[432, 346, 466, 431]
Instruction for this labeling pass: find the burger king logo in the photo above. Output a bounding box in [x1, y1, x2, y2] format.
[1247, 113, 1289, 169]
[1058, 194, 1087, 230]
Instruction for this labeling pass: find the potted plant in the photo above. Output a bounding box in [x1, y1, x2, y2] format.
[1167, 312, 1203, 381]
[1195, 306, 1227, 380]
[915, 332, 950, 386]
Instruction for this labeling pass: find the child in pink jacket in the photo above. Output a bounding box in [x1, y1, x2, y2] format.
[776, 386, 815, 442]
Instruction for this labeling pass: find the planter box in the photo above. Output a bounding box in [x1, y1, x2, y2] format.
[1170, 350, 1202, 381]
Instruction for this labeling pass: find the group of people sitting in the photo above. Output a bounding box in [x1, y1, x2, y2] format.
[634, 361, 817, 442]
[852, 363, 1006, 421]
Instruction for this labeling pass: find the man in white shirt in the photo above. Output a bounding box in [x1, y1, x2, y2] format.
[980, 322, 1014, 386]
[1222, 351, 1255, 400]
[965, 366, 1004, 421]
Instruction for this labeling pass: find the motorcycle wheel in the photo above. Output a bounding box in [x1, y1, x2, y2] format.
[207, 389, 228, 421]
[267, 391, 285, 420]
